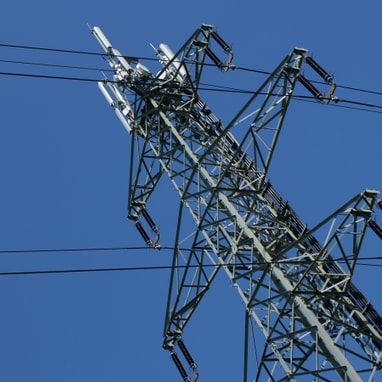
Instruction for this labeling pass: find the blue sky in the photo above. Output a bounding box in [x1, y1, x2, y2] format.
[0, 1, 382, 381]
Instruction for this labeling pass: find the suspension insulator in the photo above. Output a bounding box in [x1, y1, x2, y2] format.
[210, 31, 230, 52]
[368, 219, 382, 240]
[305, 56, 333, 83]
[297, 74, 323, 100]
[141, 208, 158, 233]
[170, 352, 191, 382]
[205, 47, 224, 69]
[135, 221, 152, 246]
[177, 339, 197, 371]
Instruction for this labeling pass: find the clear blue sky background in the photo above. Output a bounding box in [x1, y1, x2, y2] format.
[0, 1, 382, 381]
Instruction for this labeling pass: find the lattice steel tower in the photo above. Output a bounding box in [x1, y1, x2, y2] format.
[91, 24, 382, 381]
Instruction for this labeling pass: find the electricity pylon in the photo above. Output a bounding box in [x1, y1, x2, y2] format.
[91, 24, 382, 381]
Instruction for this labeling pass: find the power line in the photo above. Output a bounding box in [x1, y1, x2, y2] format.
[1, 41, 382, 100]
[294, 96, 382, 114]
[0, 42, 105, 57]
[0, 265, 168, 277]
[335, 98, 382, 110]
[0, 58, 113, 73]
[1, 245, 382, 263]
[198, 84, 382, 114]
[0, 69, 381, 115]
[336, 83, 382, 97]
[0, 70, 100, 83]
[0, 245, 192, 255]
[1, 256, 382, 277]
[1, 42, 382, 115]
[0, 246, 150, 255]
[237, 65, 382, 97]
[0, 42, 144, 63]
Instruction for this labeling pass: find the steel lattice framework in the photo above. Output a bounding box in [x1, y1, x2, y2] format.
[92, 24, 382, 381]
